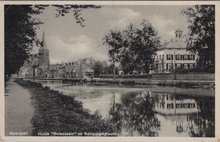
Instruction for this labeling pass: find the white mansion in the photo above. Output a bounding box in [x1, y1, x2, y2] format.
[153, 29, 198, 73]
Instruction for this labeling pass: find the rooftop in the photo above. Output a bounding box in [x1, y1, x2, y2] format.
[159, 29, 187, 50]
[160, 40, 187, 50]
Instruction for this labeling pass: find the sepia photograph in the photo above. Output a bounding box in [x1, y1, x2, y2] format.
[3, 2, 216, 140]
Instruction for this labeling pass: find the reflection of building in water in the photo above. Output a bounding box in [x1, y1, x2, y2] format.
[151, 91, 201, 136]
[153, 92, 198, 115]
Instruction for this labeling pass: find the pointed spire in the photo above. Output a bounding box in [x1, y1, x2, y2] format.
[42, 30, 47, 48]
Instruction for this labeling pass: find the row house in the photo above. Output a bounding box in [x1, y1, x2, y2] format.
[64, 58, 94, 79]
[47, 58, 94, 79]
[47, 64, 65, 79]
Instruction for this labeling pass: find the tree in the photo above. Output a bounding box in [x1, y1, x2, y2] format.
[5, 5, 44, 79]
[52, 5, 100, 27]
[120, 24, 137, 74]
[93, 61, 104, 77]
[182, 5, 215, 73]
[103, 20, 160, 75]
[4, 5, 100, 79]
[124, 21, 160, 73]
[103, 31, 123, 79]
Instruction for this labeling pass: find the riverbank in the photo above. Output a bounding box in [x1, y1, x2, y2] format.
[36, 77, 215, 90]
[15, 79, 117, 136]
[51, 78, 214, 90]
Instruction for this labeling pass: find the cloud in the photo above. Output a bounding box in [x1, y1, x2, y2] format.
[46, 35, 108, 64]
[35, 6, 186, 64]
[148, 15, 176, 30]
[104, 8, 141, 30]
[102, 8, 177, 41]
[147, 15, 177, 41]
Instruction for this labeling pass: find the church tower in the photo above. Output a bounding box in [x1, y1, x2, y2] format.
[37, 31, 50, 78]
[38, 31, 50, 68]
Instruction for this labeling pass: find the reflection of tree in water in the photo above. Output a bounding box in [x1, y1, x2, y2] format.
[108, 92, 160, 136]
[187, 97, 215, 137]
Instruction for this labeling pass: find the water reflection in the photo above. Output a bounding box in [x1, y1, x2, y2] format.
[108, 91, 214, 137]
[187, 97, 215, 137]
[109, 92, 160, 136]
[37, 80, 215, 137]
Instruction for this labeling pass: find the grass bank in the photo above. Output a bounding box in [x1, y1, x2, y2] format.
[15, 80, 116, 136]
[91, 78, 214, 90]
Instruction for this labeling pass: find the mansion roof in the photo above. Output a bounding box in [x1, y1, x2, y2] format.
[158, 29, 188, 50]
[159, 40, 186, 50]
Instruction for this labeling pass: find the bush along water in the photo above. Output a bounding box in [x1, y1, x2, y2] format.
[15, 80, 116, 136]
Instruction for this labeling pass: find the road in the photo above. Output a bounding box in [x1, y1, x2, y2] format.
[5, 81, 34, 136]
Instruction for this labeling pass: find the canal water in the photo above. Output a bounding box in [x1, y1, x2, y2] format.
[38, 80, 215, 137]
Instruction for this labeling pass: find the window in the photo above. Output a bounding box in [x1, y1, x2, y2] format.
[167, 54, 173, 60]
[167, 103, 174, 109]
[176, 64, 181, 68]
[175, 54, 181, 60]
[184, 64, 188, 69]
[181, 103, 189, 108]
[183, 55, 188, 60]
[189, 55, 195, 60]
[176, 104, 181, 108]
[188, 103, 195, 108]
[189, 64, 194, 69]
[167, 64, 173, 71]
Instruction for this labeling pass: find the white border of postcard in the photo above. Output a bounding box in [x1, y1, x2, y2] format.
[0, 1, 219, 142]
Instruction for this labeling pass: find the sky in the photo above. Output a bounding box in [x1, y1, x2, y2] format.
[34, 5, 192, 64]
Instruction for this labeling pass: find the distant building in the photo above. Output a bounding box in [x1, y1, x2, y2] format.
[153, 29, 198, 73]
[64, 58, 94, 79]
[47, 64, 65, 79]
